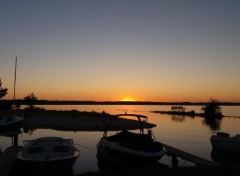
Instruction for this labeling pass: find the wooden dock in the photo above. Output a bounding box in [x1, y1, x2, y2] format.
[0, 146, 22, 176]
[163, 144, 219, 167]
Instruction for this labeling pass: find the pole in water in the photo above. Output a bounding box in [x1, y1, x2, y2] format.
[13, 57, 17, 108]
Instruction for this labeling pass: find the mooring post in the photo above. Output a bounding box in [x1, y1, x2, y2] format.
[172, 155, 179, 168]
[13, 134, 18, 147]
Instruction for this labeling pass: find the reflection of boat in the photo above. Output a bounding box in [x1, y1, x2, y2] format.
[211, 148, 240, 166]
[0, 116, 24, 131]
[97, 152, 167, 172]
[97, 147, 168, 172]
[16, 137, 80, 172]
[210, 132, 240, 154]
[97, 114, 165, 168]
[0, 128, 22, 147]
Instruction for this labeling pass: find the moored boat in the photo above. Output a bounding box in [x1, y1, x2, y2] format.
[97, 114, 165, 168]
[0, 116, 24, 131]
[16, 137, 80, 172]
[210, 132, 240, 154]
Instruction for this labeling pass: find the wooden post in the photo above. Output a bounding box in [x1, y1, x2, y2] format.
[13, 134, 18, 147]
[172, 155, 178, 168]
[13, 57, 17, 110]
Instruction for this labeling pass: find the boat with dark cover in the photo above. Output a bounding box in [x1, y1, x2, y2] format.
[210, 132, 240, 154]
[97, 114, 165, 169]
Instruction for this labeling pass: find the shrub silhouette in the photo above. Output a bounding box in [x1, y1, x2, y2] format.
[24, 92, 37, 109]
[0, 79, 8, 99]
[201, 98, 223, 118]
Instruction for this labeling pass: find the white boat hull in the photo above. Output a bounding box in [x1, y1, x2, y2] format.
[16, 137, 80, 173]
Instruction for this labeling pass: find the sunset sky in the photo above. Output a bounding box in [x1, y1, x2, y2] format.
[1, 0, 240, 102]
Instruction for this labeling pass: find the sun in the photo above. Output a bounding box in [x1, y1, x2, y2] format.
[120, 97, 136, 101]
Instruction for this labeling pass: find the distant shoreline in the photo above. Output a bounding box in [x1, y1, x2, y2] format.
[1, 100, 240, 106]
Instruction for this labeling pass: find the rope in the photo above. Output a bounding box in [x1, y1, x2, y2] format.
[75, 143, 97, 151]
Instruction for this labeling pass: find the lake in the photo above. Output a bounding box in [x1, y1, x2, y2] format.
[1, 105, 240, 175]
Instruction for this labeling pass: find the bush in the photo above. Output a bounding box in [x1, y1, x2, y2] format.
[201, 98, 223, 118]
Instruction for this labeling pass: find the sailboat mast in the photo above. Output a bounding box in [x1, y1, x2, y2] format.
[13, 57, 17, 102]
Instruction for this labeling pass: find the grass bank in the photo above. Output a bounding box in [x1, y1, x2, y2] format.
[0, 109, 156, 131]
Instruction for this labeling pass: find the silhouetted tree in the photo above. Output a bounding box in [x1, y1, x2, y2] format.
[171, 106, 186, 112]
[14, 101, 21, 110]
[201, 98, 223, 118]
[24, 92, 37, 109]
[0, 79, 8, 99]
[0, 79, 11, 110]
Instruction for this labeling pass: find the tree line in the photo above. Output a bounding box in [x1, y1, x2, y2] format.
[0, 78, 37, 110]
[0, 78, 223, 117]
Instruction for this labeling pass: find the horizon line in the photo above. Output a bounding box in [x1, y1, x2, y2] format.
[1, 99, 240, 106]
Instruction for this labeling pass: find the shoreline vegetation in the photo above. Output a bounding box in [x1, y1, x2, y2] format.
[151, 110, 204, 117]
[151, 110, 224, 118]
[151, 100, 226, 119]
[0, 109, 156, 131]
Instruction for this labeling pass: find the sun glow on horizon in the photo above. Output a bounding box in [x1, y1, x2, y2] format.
[120, 97, 136, 101]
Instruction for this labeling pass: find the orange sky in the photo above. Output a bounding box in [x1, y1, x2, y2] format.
[1, 1, 240, 102]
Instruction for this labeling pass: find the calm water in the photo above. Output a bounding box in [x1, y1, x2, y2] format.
[1, 105, 240, 174]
